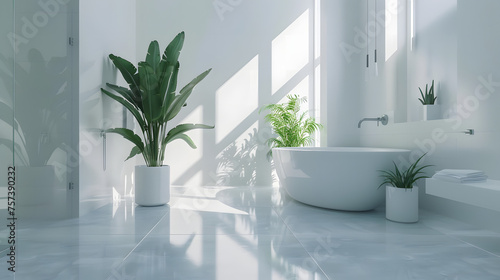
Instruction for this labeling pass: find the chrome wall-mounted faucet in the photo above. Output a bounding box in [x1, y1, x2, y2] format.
[358, 114, 389, 128]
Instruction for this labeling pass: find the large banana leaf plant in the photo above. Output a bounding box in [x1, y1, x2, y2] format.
[101, 32, 214, 167]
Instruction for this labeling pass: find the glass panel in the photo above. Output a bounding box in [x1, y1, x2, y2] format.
[14, 0, 74, 220]
[0, 0, 15, 256]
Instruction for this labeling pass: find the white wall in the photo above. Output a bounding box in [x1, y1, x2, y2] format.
[136, 0, 318, 187]
[347, 0, 500, 232]
[79, 0, 136, 216]
[322, 0, 363, 147]
[404, 0, 457, 123]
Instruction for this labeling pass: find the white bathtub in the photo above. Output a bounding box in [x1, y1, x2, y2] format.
[273, 147, 411, 211]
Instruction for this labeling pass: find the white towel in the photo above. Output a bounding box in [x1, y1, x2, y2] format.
[432, 169, 487, 183]
[435, 169, 485, 177]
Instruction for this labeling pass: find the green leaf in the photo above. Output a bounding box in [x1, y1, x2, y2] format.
[163, 123, 214, 148]
[418, 87, 426, 105]
[109, 54, 140, 95]
[166, 69, 212, 121]
[418, 80, 437, 105]
[125, 146, 143, 161]
[106, 128, 145, 153]
[157, 33, 184, 102]
[260, 94, 322, 154]
[165, 133, 197, 149]
[163, 32, 185, 65]
[101, 88, 146, 129]
[138, 62, 162, 122]
[146, 40, 161, 73]
[162, 62, 180, 120]
[165, 123, 214, 142]
[378, 153, 431, 189]
[105, 83, 142, 110]
[159, 60, 175, 90]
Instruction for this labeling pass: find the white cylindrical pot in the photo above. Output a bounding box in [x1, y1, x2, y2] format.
[423, 104, 440, 121]
[134, 165, 170, 206]
[386, 185, 419, 223]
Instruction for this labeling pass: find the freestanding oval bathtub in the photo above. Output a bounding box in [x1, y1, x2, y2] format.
[273, 147, 411, 211]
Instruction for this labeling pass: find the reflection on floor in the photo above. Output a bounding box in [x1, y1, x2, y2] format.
[1, 185, 500, 280]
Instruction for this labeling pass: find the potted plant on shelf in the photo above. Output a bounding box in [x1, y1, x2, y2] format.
[260, 94, 322, 158]
[378, 153, 431, 223]
[101, 32, 214, 206]
[418, 80, 439, 121]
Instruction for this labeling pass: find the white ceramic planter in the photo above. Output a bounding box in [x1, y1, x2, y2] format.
[134, 165, 170, 206]
[423, 104, 440, 121]
[386, 185, 419, 223]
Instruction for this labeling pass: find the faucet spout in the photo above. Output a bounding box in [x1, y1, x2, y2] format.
[358, 118, 378, 128]
[358, 114, 389, 128]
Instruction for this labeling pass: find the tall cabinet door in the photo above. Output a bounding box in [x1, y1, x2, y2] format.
[13, 0, 78, 219]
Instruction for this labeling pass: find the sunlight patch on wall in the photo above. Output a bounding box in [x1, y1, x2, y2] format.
[216, 56, 259, 144]
[314, 64, 321, 146]
[314, 0, 321, 60]
[385, 0, 398, 61]
[272, 10, 310, 94]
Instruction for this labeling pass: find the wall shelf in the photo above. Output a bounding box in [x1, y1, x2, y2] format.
[426, 178, 500, 212]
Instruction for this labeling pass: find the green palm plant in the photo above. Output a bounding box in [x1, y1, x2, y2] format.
[378, 153, 432, 190]
[101, 32, 214, 167]
[418, 80, 437, 105]
[260, 94, 322, 158]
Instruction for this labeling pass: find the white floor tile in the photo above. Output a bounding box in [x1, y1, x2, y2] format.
[115, 233, 328, 280]
[0, 185, 499, 280]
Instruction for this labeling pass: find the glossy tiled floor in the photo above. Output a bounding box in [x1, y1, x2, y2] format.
[1, 186, 500, 280]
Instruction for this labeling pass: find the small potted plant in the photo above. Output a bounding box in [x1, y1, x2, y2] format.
[260, 94, 322, 158]
[378, 153, 431, 223]
[418, 80, 439, 120]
